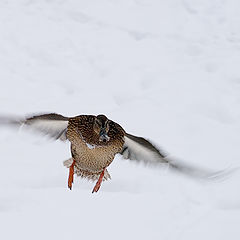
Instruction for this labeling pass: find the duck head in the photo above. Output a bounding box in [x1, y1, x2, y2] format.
[93, 114, 110, 143]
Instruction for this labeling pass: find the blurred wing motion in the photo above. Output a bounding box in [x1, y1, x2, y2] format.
[121, 133, 236, 181]
[0, 113, 69, 141]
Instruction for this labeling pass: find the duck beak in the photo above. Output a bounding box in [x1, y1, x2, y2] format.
[99, 128, 110, 142]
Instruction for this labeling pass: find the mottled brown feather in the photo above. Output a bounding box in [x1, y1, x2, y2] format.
[66, 115, 125, 180]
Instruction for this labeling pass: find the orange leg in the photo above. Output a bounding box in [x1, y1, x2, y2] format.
[92, 168, 106, 193]
[68, 159, 75, 190]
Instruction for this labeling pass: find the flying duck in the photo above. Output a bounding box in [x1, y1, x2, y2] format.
[0, 113, 229, 193]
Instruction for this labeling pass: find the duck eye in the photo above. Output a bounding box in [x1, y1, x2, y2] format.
[96, 120, 101, 127]
[105, 120, 109, 127]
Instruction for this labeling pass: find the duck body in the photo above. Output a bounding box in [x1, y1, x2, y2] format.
[66, 115, 125, 181]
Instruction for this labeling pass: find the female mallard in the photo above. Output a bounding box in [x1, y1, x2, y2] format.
[0, 113, 230, 193]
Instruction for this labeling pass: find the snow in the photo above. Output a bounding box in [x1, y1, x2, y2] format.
[0, 0, 240, 239]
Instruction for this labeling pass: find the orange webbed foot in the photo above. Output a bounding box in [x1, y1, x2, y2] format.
[92, 168, 106, 193]
[68, 159, 75, 190]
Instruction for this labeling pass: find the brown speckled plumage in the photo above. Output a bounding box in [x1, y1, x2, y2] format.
[66, 115, 125, 181]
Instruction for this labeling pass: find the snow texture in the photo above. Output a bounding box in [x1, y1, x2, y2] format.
[0, 1, 240, 240]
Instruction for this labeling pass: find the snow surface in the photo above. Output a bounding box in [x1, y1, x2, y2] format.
[1, 1, 240, 239]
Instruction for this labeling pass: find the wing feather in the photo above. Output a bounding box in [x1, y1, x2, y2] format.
[23, 113, 69, 141]
[0, 113, 69, 141]
[121, 133, 167, 165]
[121, 133, 235, 181]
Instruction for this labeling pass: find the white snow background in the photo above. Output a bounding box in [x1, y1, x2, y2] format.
[0, 1, 240, 239]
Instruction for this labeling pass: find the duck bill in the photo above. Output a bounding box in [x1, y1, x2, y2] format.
[99, 128, 110, 142]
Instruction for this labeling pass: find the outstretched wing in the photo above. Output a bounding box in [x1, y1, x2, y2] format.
[0, 113, 69, 141]
[121, 133, 167, 165]
[121, 133, 235, 181]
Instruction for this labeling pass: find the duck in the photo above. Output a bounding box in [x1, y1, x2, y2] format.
[0, 113, 230, 193]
